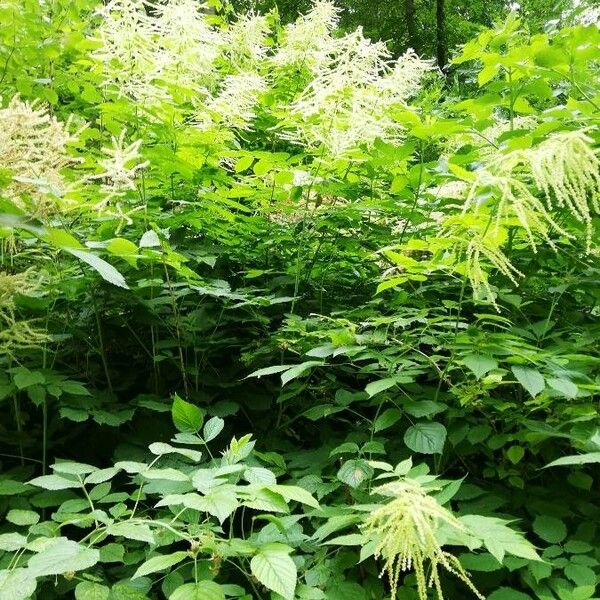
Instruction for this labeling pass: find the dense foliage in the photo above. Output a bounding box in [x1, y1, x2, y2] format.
[1, 2, 600, 600]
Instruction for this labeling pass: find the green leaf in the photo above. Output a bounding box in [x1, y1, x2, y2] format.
[564, 564, 596, 587]
[373, 408, 402, 432]
[337, 459, 373, 488]
[66, 248, 129, 289]
[404, 422, 447, 454]
[6, 509, 39, 526]
[0, 568, 37, 600]
[533, 515, 567, 544]
[281, 361, 322, 386]
[28, 538, 100, 576]
[250, 543, 297, 600]
[512, 366, 545, 398]
[267, 484, 320, 509]
[132, 551, 188, 579]
[545, 452, 600, 468]
[0, 532, 28, 551]
[463, 354, 498, 380]
[547, 378, 578, 398]
[170, 581, 225, 600]
[461, 515, 541, 563]
[75, 581, 110, 600]
[203, 416, 224, 442]
[506, 446, 525, 464]
[172, 394, 204, 433]
[365, 377, 399, 398]
[29, 474, 81, 490]
[13, 368, 45, 389]
[107, 522, 155, 544]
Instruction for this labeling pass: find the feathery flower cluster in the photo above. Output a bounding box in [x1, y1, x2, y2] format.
[280, 27, 430, 155]
[197, 74, 267, 131]
[94, 0, 222, 102]
[224, 13, 270, 67]
[0, 271, 47, 356]
[363, 480, 484, 600]
[525, 130, 600, 249]
[87, 130, 148, 208]
[272, 0, 340, 72]
[0, 96, 79, 217]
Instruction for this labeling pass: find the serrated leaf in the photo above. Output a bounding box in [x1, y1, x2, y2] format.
[512, 366, 545, 398]
[66, 248, 128, 289]
[170, 581, 225, 600]
[0, 568, 37, 600]
[139, 230, 160, 248]
[250, 543, 297, 600]
[6, 509, 39, 526]
[132, 551, 188, 579]
[75, 581, 110, 600]
[404, 422, 447, 454]
[547, 378, 578, 398]
[267, 484, 320, 508]
[27, 538, 99, 576]
[533, 515, 567, 544]
[148, 442, 202, 462]
[29, 474, 81, 490]
[281, 361, 322, 386]
[337, 460, 373, 488]
[172, 394, 204, 433]
[0, 532, 28, 551]
[544, 452, 600, 468]
[373, 408, 402, 432]
[107, 522, 155, 543]
[203, 416, 224, 442]
[365, 377, 399, 398]
[461, 515, 541, 563]
[463, 354, 498, 380]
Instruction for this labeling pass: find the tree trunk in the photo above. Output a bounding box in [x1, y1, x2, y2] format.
[436, 0, 447, 71]
[404, 0, 418, 52]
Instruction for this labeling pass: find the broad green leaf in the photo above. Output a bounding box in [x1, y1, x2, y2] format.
[267, 484, 320, 509]
[132, 551, 188, 579]
[13, 368, 45, 389]
[461, 515, 541, 563]
[404, 422, 447, 454]
[281, 361, 322, 386]
[547, 378, 578, 398]
[337, 459, 373, 488]
[148, 442, 202, 462]
[29, 474, 81, 490]
[107, 522, 155, 543]
[506, 446, 525, 464]
[75, 581, 110, 600]
[512, 366, 545, 398]
[170, 581, 225, 600]
[172, 394, 204, 433]
[0, 568, 37, 600]
[203, 416, 224, 442]
[139, 230, 160, 248]
[533, 515, 567, 544]
[365, 377, 399, 398]
[463, 355, 498, 380]
[27, 538, 100, 576]
[544, 452, 600, 468]
[0, 532, 28, 551]
[373, 408, 402, 432]
[66, 248, 129, 289]
[6, 509, 39, 526]
[250, 543, 297, 600]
